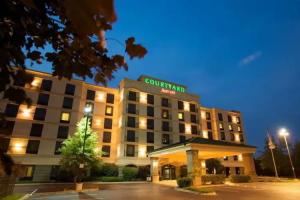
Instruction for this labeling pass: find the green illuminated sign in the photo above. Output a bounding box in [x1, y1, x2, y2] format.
[143, 77, 186, 93]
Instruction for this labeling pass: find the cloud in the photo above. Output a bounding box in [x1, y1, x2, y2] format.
[238, 51, 262, 67]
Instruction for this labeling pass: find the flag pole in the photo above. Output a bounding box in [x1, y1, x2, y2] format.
[267, 131, 279, 178]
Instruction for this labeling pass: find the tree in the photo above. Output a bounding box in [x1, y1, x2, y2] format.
[59, 117, 101, 183]
[205, 158, 224, 174]
[292, 141, 300, 178]
[0, 0, 147, 105]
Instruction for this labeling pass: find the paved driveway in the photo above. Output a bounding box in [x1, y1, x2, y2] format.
[19, 182, 300, 200]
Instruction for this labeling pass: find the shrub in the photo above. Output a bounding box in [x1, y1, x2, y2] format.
[55, 168, 74, 182]
[177, 177, 192, 188]
[201, 174, 226, 185]
[100, 176, 124, 182]
[137, 166, 150, 180]
[229, 175, 251, 183]
[122, 167, 138, 181]
[101, 163, 119, 176]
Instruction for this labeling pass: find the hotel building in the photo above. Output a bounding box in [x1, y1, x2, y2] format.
[0, 70, 256, 182]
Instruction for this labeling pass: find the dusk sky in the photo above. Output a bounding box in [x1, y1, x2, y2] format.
[31, 0, 300, 152]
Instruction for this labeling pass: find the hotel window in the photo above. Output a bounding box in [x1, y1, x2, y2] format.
[147, 146, 154, 153]
[179, 123, 185, 133]
[207, 122, 212, 130]
[236, 117, 241, 124]
[106, 93, 114, 104]
[208, 131, 213, 140]
[147, 119, 154, 130]
[30, 123, 43, 137]
[62, 97, 73, 109]
[240, 134, 244, 142]
[206, 112, 211, 120]
[178, 101, 184, 110]
[147, 94, 154, 105]
[26, 140, 40, 154]
[37, 93, 49, 106]
[219, 123, 224, 130]
[147, 106, 154, 117]
[221, 132, 226, 141]
[189, 103, 196, 112]
[162, 134, 170, 144]
[86, 89, 95, 101]
[228, 124, 233, 131]
[179, 135, 186, 143]
[191, 125, 198, 135]
[128, 91, 137, 101]
[161, 98, 169, 107]
[127, 103, 136, 114]
[5, 104, 19, 117]
[34, 108, 47, 121]
[190, 114, 197, 123]
[57, 126, 69, 139]
[178, 112, 184, 121]
[60, 112, 70, 123]
[238, 126, 242, 132]
[104, 118, 112, 129]
[0, 138, 10, 153]
[103, 132, 111, 143]
[127, 116, 136, 128]
[54, 141, 62, 155]
[65, 83, 76, 95]
[162, 109, 169, 119]
[218, 113, 223, 121]
[0, 120, 15, 135]
[147, 132, 154, 143]
[162, 121, 170, 132]
[126, 144, 135, 157]
[126, 130, 136, 142]
[102, 145, 111, 157]
[105, 106, 113, 116]
[233, 155, 238, 161]
[228, 115, 232, 123]
[40, 79, 52, 91]
[230, 133, 235, 141]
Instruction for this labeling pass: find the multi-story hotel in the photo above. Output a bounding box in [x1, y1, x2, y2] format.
[0, 69, 256, 182]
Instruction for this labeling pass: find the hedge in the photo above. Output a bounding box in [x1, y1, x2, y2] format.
[99, 176, 124, 182]
[229, 175, 251, 183]
[122, 167, 138, 181]
[177, 177, 192, 188]
[201, 174, 226, 185]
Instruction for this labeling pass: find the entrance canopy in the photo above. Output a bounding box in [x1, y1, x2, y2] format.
[148, 137, 256, 163]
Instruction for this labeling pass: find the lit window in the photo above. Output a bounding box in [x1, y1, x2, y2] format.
[60, 112, 70, 122]
[219, 123, 224, 129]
[178, 112, 184, 121]
[228, 124, 233, 131]
[105, 106, 113, 116]
[238, 126, 241, 132]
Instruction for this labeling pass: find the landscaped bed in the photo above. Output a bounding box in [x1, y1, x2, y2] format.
[1, 193, 25, 200]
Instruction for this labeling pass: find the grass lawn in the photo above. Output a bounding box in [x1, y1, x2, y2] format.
[186, 187, 215, 194]
[1, 194, 25, 200]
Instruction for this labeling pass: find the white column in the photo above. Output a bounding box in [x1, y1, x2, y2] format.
[150, 157, 159, 183]
[186, 150, 202, 186]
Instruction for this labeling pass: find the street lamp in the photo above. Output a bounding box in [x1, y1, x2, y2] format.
[80, 105, 92, 169]
[278, 128, 296, 179]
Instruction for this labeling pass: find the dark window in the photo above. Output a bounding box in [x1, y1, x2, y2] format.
[240, 134, 244, 142]
[0, 120, 15, 135]
[37, 93, 49, 106]
[127, 104, 136, 114]
[161, 98, 169, 107]
[206, 112, 211, 120]
[147, 94, 154, 105]
[62, 97, 73, 109]
[147, 132, 154, 143]
[207, 122, 212, 130]
[221, 132, 226, 140]
[128, 91, 137, 101]
[0, 138, 10, 153]
[54, 141, 62, 155]
[224, 156, 228, 161]
[218, 113, 223, 121]
[162, 109, 169, 119]
[230, 133, 235, 141]
[233, 155, 238, 161]
[179, 123, 185, 133]
[147, 106, 154, 117]
[208, 131, 213, 140]
[102, 145, 111, 157]
[228, 115, 232, 123]
[34, 108, 46, 121]
[105, 106, 113, 116]
[127, 116, 136, 128]
[147, 146, 154, 153]
[104, 118, 112, 129]
[40, 79, 52, 91]
[106, 93, 115, 104]
[86, 90, 95, 101]
[162, 134, 170, 144]
[30, 123, 43, 137]
[26, 140, 40, 154]
[147, 119, 154, 130]
[127, 130, 135, 142]
[190, 103, 196, 112]
[179, 135, 186, 143]
[178, 101, 184, 110]
[190, 114, 197, 123]
[162, 121, 170, 132]
[191, 125, 198, 135]
[65, 84, 76, 95]
[57, 126, 69, 139]
[126, 144, 135, 157]
[103, 132, 111, 143]
[5, 104, 19, 117]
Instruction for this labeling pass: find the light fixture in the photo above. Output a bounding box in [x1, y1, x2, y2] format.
[84, 105, 92, 114]
[279, 128, 289, 137]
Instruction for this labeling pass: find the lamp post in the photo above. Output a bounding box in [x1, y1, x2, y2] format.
[80, 105, 92, 169]
[278, 128, 296, 179]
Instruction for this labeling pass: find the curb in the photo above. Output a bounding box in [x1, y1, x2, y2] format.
[175, 188, 217, 196]
[16, 181, 148, 186]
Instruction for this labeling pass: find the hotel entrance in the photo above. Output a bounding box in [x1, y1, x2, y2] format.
[161, 165, 176, 180]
